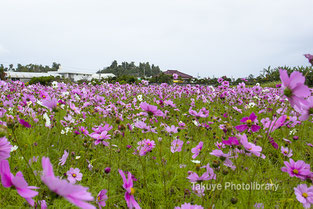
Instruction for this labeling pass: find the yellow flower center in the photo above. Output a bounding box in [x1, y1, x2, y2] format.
[302, 192, 308, 198]
[286, 116, 290, 121]
[284, 151, 288, 154]
[246, 119, 252, 125]
[98, 196, 101, 201]
[72, 173, 77, 177]
[293, 169, 299, 174]
[43, 95, 46, 98]
[130, 188, 135, 195]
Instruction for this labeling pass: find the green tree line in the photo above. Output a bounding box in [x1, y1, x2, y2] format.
[97, 60, 162, 77]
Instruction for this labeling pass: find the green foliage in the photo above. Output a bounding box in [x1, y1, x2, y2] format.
[104, 74, 139, 84]
[0, 64, 6, 80]
[97, 60, 162, 77]
[28, 76, 59, 86]
[149, 73, 173, 84]
[1, 62, 60, 73]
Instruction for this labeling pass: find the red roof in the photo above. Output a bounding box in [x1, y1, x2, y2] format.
[164, 70, 193, 79]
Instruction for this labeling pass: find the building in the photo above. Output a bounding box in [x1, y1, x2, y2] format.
[5, 72, 60, 83]
[164, 70, 193, 80]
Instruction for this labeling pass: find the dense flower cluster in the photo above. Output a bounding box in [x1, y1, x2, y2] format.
[0, 68, 312, 208]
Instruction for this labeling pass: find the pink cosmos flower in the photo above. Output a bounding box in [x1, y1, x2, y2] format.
[96, 189, 108, 209]
[217, 77, 223, 83]
[164, 100, 176, 108]
[134, 121, 157, 133]
[0, 160, 39, 206]
[239, 134, 262, 157]
[281, 146, 293, 158]
[175, 203, 204, 209]
[140, 102, 164, 117]
[67, 168, 83, 184]
[294, 184, 313, 208]
[165, 125, 178, 134]
[173, 73, 179, 79]
[279, 69, 310, 108]
[187, 171, 210, 183]
[79, 126, 89, 135]
[215, 142, 225, 149]
[235, 112, 260, 133]
[0, 137, 12, 161]
[191, 141, 203, 159]
[59, 150, 69, 166]
[189, 108, 209, 118]
[261, 115, 287, 133]
[298, 96, 313, 121]
[41, 157, 95, 209]
[38, 200, 47, 209]
[281, 159, 311, 180]
[304, 54, 313, 65]
[118, 170, 141, 209]
[136, 139, 155, 156]
[28, 156, 39, 165]
[41, 96, 58, 110]
[89, 131, 111, 146]
[171, 139, 184, 153]
[210, 149, 230, 158]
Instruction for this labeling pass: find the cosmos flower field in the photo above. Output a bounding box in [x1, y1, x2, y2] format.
[1, 69, 313, 209]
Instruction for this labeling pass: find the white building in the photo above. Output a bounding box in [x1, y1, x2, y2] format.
[5, 67, 115, 82]
[5, 72, 60, 83]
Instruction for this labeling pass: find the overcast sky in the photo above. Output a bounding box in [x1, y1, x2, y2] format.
[0, 0, 313, 78]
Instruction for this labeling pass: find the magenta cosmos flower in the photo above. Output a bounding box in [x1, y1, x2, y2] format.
[96, 189, 108, 209]
[279, 69, 310, 108]
[222, 136, 239, 146]
[175, 203, 204, 209]
[18, 118, 31, 128]
[294, 184, 313, 208]
[67, 168, 83, 184]
[118, 170, 141, 209]
[235, 112, 260, 133]
[0, 160, 39, 206]
[191, 141, 203, 159]
[171, 139, 184, 153]
[281, 159, 311, 180]
[41, 157, 95, 209]
[0, 137, 12, 161]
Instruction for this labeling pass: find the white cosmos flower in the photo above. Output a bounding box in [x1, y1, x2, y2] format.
[11, 145, 18, 152]
[137, 95, 143, 101]
[43, 113, 51, 127]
